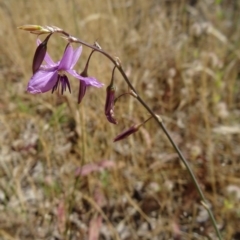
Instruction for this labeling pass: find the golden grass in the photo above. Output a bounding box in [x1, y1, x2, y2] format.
[0, 0, 240, 239]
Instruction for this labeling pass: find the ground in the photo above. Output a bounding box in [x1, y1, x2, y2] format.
[0, 0, 239, 239]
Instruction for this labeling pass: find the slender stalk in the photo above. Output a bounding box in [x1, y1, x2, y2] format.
[65, 107, 86, 239]
[114, 92, 132, 103]
[55, 28, 222, 239]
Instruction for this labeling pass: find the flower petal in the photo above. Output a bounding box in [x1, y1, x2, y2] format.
[67, 69, 104, 88]
[58, 44, 74, 70]
[83, 76, 104, 88]
[44, 51, 56, 66]
[70, 46, 82, 69]
[27, 69, 58, 94]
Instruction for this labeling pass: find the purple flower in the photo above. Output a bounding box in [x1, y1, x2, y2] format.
[27, 40, 103, 94]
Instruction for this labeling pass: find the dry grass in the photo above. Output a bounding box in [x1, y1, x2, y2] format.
[0, 0, 240, 239]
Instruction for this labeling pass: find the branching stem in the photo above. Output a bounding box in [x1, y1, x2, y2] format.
[55, 28, 222, 240]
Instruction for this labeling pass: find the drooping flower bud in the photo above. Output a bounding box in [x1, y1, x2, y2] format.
[32, 33, 52, 74]
[104, 66, 118, 124]
[113, 116, 153, 142]
[77, 50, 102, 104]
[78, 80, 87, 104]
[105, 85, 115, 115]
[113, 124, 141, 142]
[105, 85, 117, 124]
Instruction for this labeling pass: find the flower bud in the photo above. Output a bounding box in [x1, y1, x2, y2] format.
[113, 124, 141, 142]
[106, 109, 118, 125]
[32, 34, 52, 74]
[105, 85, 117, 124]
[105, 85, 115, 114]
[113, 116, 153, 142]
[78, 80, 87, 104]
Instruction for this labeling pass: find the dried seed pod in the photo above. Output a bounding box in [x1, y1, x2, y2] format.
[18, 25, 52, 34]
